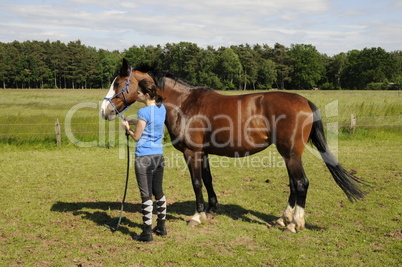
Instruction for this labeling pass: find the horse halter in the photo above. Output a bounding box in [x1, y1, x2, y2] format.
[103, 67, 134, 119]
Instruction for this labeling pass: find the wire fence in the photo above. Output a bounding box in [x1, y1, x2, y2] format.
[337, 115, 402, 127]
[0, 115, 400, 138]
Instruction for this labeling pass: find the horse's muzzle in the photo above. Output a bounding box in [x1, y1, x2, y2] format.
[100, 107, 116, 121]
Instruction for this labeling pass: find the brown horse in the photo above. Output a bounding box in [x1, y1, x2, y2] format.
[101, 59, 365, 233]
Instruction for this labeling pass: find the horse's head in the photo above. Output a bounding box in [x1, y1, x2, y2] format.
[100, 59, 154, 121]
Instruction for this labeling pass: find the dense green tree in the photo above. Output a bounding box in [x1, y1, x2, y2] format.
[97, 49, 122, 88]
[50, 40, 67, 88]
[195, 46, 222, 88]
[0, 40, 400, 90]
[162, 42, 201, 84]
[81, 46, 99, 88]
[253, 44, 277, 88]
[257, 58, 277, 89]
[391, 50, 402, 73]
[288, 44, 325, 89]
[124, 44, 164, 70]
[0, 44, 5, 89]
[271, 43, 293, 89]
[341, 47, 398, 90]
[322, 52, 347, 90]
[231, 44, 259, 90]
[215, 47, 242, 89]
[1, 43, 19, 88]
[64, 41, 98, 88]
[143, 45, 164, 68]
[124, 45, 149, 67]
[390, 50, 402, 89]
[31, 40, 52, 88]
[66, 40, 82, 88]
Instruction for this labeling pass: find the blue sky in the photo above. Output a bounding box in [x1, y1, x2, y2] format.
[1, 0, 401, 55]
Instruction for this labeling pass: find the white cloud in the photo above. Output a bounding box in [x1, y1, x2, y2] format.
[0, 0, 401, 55]
[394, 1, 402, 8]
[340, 25, 367, 29]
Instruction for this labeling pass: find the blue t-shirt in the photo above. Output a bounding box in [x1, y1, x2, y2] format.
[135, 104, 166, 156]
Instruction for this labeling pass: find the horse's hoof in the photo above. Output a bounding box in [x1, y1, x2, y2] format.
[274, 219, 286, 228]
[283, 224, 297, 234]
[188, 220, 200, 227]
[283, 228, 297, 234]
[275, 222, 285, 228]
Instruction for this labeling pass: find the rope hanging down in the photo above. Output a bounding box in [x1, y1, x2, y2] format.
[104, 130, 130, 231]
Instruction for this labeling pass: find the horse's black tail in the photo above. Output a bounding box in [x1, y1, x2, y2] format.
[308, 101, 366, 202]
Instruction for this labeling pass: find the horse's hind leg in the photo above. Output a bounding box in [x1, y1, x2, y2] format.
[201, 155, 219, 219]
[277, 155, 309, 233]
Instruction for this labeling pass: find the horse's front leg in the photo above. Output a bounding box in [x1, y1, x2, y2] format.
[184, 149, 207, 227]
[201, 154, 219, 219]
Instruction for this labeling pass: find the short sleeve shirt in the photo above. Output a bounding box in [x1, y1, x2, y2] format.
[135, 104, 166, 156]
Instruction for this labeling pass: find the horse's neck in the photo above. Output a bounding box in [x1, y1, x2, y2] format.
[162, 79, 192, 104]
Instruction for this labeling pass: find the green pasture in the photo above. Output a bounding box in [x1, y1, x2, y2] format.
[0, 89, 401, 148]
[0, 89, 401, 266]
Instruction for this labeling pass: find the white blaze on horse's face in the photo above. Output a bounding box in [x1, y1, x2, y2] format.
[100, 78, 117, 121]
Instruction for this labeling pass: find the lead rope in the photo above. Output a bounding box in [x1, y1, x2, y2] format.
[104, 128, 130, 231]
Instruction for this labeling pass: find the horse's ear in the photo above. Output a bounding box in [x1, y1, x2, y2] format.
[119, 58, 130, 76]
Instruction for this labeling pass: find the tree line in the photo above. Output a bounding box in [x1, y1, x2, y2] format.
[0, 40, 401, 90]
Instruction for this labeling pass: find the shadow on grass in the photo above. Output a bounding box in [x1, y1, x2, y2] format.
[51, 200, 303, 235]
[50, 201, 142, 235]
[51, 200, 327, 236]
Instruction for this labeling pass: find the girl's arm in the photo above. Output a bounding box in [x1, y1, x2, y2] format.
[121, 119, 146, 141]
[131, 119, 145, 141]
[125, 118, 138, 126]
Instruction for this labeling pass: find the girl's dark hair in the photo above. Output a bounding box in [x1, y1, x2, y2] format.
[138, 79, 164, 106]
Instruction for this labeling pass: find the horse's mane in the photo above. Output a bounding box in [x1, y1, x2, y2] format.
[134, 63, 211, 91]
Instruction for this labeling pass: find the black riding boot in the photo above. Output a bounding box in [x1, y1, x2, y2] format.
[153, 219, 167, 237]
[133, 224, 153, 242]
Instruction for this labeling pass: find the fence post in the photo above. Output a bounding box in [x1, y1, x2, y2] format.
[350, 114, 356, 133]
[55, 118, 61, 147]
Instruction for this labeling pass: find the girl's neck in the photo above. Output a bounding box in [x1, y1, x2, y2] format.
[146, 99, 156, 106]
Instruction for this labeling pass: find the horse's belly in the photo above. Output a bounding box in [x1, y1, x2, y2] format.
[205, 138, 270, 157]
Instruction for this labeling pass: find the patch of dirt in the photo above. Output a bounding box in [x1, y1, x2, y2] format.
[0, 231, 8, 240]
[354, 221, 364, 228]
[385, 229, 402, 240]
[219, 190, 234, 196]
[371, 242, 386, 252]
[349, 169, 358, 175]
[233, 237, 259, 250]
[242, 177, 255, 182]
[71, 259, 103, 267]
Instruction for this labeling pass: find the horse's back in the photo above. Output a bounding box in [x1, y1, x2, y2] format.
[205, 90, 312, 118]
[191, 90, 313, 157]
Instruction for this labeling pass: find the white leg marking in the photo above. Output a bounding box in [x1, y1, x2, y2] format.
[188, 211, 207, 227]
[276, 203, 295, 227]
[293, 205, 305, 230]
[191, 212, 203, 224]
[285, 205, 305, 233]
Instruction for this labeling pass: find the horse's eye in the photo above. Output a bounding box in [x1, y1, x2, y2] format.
[114, 81, 119, 87]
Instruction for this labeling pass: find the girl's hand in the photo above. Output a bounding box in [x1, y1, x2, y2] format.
[121, 120, 130, 131]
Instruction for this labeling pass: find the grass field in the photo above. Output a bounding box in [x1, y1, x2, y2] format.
[0, 89, 401, 266]
[0, 89, 401, 147]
